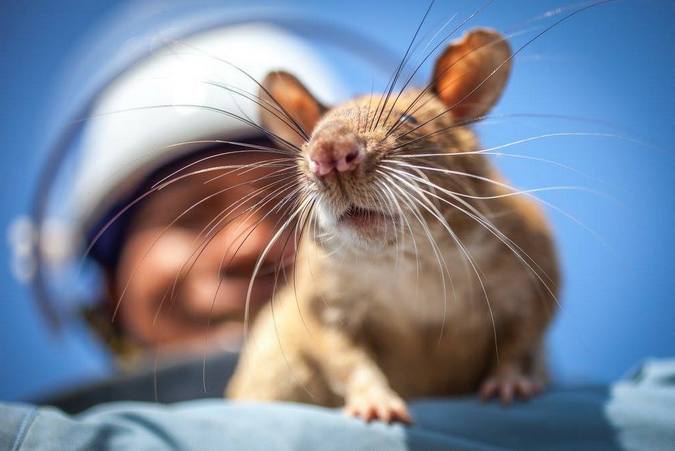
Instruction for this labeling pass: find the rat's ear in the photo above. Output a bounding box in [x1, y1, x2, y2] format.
[259, 71, 326, 148]
[432, 28, 511, 121]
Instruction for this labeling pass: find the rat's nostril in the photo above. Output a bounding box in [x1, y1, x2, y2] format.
[335, 147, 362, 173]
[310, 158, 335, 176]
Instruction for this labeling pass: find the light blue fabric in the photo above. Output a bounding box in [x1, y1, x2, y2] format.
[605, 359, 675, 451]
[2, 360, 674, 451]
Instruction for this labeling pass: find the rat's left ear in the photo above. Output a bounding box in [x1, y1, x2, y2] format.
[259, 71, 326, 148]
[432, 28, 511, 120]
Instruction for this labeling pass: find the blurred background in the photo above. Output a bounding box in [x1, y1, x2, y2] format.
[1, 0, 673, 402]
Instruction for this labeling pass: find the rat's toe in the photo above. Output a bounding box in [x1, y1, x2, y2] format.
[345, 389, 412, 424]
[479, 371, 544, 405]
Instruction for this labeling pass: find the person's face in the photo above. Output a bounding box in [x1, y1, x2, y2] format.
[113, 147, 295, 353]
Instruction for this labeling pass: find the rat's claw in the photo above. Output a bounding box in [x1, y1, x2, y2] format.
[479, 370, 543, 405]
[345, 389, 412, 424]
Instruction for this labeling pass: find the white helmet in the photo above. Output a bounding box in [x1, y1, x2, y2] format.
[73, 22, 347, 241]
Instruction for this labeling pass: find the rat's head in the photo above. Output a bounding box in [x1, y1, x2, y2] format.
[260, 29, 511, 249]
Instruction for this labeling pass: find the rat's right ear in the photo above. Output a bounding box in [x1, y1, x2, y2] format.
[259, 71, 326, 148]
[432, 29, 511, 121]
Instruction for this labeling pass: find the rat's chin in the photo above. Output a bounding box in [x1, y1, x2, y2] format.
[319, 204, 400, 246]
[338, 205, 395, 229]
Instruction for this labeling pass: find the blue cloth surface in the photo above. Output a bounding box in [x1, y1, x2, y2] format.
[2, 360, 674, 451]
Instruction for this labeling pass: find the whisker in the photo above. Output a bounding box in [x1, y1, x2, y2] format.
[163, 180, 303, 314]
[203, 79, 310, 142]
[385, 167, 559, 308]
[243, 195, 314, 337]
[269, 196, 319, 400]
[204, 160, 297, 185]
[379, 170, 498, 358]
[377, 171, 463, 348]
[391, 130, 655, 155]
[370, 0, 437, 131]
[118, 171, 299, 323]
[384, 160, 612, 249]
[152, 144, 297, 190]
[166, 38, 312, 141]
[381, 0, 495, 131]
[389, 0, 618, 141]
[73, 103, 303, 155]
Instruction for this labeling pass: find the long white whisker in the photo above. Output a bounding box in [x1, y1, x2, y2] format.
[380, 170, 498, 357]
[244, 196, 314, 337]
[393, 131, 655, 157]
[386, 167, 560, 307]
[385, 160, 612, 249]
[378, 171, 459, 346]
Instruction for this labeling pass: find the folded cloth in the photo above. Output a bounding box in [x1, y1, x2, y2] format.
[2, 360, 674, 451]
[606, 358, 675, 451]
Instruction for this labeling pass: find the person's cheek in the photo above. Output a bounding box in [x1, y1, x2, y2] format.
[186, 212, 293, 317]
[181, 272, 251, 319]
[117, 227, 203, 345]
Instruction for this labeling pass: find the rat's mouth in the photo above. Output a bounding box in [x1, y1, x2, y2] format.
[337, 204, 397, 230]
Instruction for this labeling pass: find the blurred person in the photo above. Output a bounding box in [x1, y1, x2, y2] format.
[21, 7, 368, 408]
[46, 20, 350, 368]
[89, 142, 296, 357]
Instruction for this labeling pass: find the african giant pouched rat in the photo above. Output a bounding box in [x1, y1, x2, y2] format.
[227, 28, 559, 424]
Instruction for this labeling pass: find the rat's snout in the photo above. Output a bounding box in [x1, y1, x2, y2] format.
[307, 129, 364, 177]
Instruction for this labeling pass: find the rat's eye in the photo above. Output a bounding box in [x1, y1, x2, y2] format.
[398, 113, 418, 125]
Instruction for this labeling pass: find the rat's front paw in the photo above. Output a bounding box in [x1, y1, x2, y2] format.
[479, 367, 543, 405]
[344, 388, 412, 424]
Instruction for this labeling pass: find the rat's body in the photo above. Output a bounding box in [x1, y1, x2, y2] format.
[228, 29, 559, 422]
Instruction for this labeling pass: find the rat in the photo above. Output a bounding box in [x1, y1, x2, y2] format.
[226, 28, 560, 424]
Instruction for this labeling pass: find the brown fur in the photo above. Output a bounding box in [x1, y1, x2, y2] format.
[227, 28, 560, 422]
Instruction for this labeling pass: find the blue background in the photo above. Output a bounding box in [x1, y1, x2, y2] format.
[1, 0, 673, 401]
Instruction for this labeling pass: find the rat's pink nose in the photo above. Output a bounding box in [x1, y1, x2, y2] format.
[308, 136, 364, 177]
